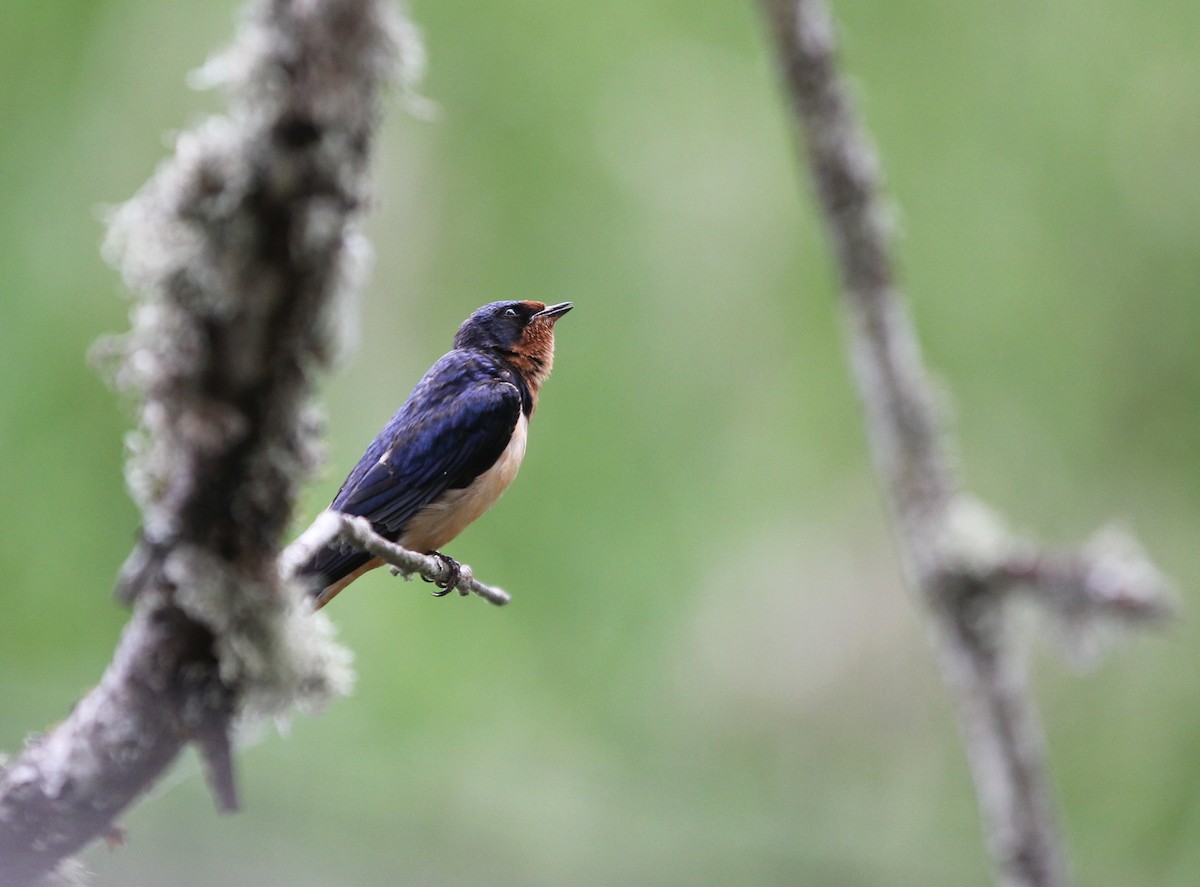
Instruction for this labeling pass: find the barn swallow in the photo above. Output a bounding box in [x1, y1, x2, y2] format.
[298, 300, 572, 608]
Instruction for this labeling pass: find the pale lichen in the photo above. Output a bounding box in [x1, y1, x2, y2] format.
[166, 545, 354, 720]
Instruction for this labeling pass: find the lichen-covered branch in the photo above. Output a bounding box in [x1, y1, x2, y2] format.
[757, 2, 1173, 886]
[0, 1, 407, 882]
[282, 511, 513, 606]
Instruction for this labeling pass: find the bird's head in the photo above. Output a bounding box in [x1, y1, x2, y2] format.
[454, 300, 573, 392]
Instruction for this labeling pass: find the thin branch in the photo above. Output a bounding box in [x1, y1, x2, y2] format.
[757, 2, 1173, 886]
[998, 526, 1173, 626]
[281, 511, 512, 606]
[0, 1, 406, 882]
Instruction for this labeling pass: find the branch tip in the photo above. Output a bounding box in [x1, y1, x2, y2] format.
[193, 720, 240, 815]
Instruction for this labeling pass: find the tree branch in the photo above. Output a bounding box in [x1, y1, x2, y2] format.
[281, 511, 513, 606]
[757, 2, 1173, 886]
[0, 1, 408, 881]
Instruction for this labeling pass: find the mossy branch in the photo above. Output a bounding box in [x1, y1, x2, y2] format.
[0, 1, 409, 882]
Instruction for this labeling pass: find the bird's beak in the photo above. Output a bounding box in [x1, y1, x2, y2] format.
[535, 302, 573, 322]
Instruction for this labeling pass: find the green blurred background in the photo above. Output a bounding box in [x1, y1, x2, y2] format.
[2, 1, 1197, 884]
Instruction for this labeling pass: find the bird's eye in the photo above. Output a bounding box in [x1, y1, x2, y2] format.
[504, 307, 518, 318]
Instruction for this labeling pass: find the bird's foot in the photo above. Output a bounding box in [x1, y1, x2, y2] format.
[424, 551, 463, 596]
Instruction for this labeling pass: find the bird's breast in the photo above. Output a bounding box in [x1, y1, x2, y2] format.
[399, 413, 529, 554]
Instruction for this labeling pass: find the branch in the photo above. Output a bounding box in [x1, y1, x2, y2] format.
[0, 1, 407, 882]
[997, 526, 1173, 627]
[281, 512, 512, 606]
[757, 2, 1173, 886]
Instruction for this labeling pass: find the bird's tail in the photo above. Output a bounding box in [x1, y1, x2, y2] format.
[296, 541, 382, 610]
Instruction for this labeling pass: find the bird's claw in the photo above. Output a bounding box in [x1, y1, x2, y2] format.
[424, 551, 463, 597]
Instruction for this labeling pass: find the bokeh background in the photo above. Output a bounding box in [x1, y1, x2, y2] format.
[2, 1, 1198, 884]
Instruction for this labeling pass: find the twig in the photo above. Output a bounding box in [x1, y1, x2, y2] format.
[757, 2, 1173, 886]
[997, 527, 1173, 626]
[281, 511, 512, 606]
[0, 1, 404, 882]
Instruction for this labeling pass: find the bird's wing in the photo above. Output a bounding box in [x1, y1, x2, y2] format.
[330, 376, 522, 537]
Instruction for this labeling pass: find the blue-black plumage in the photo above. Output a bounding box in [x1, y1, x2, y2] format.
[299, 300, 572, 607]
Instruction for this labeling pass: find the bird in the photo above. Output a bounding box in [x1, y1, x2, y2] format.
[297, 300, 572, 608]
